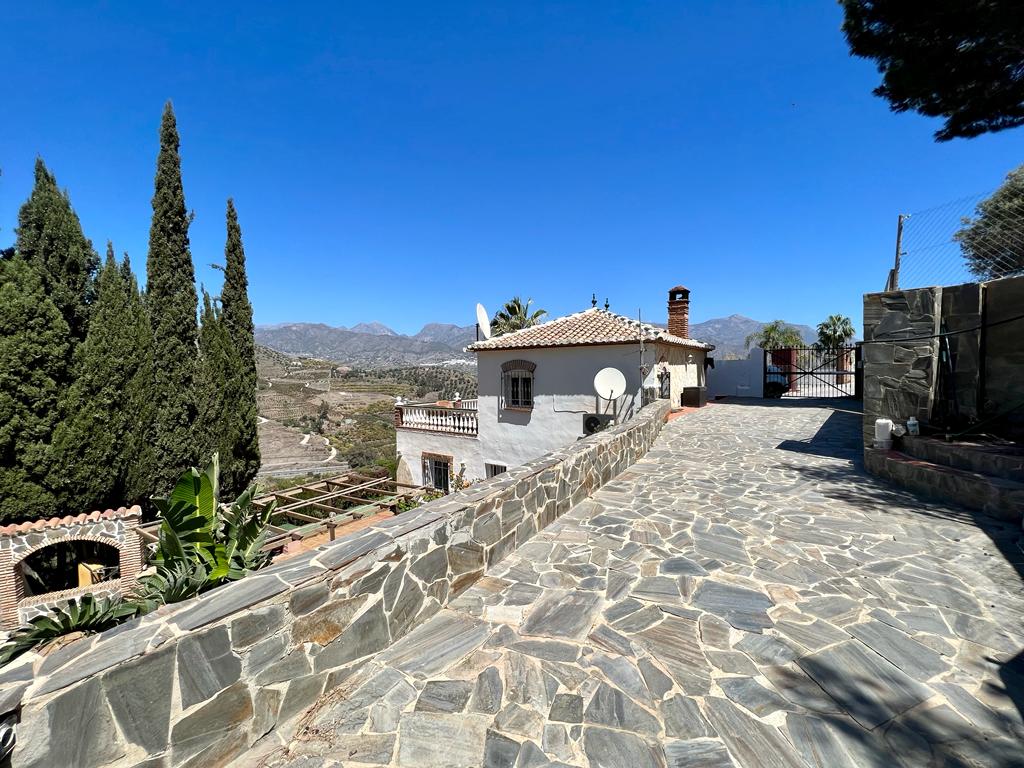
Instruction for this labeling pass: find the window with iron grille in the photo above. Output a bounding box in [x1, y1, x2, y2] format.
[421, 454, 451, 493]
[500, 359, 536, 410]
[485, 463, 507, 478]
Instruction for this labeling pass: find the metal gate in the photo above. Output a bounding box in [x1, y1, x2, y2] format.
[763, 346, 861, 399]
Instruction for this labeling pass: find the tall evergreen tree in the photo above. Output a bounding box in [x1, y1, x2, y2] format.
[146, 102, 199, 492]
[218, 199, 261, 493]
[50, 246, 155, 512]
[15, 158, 99, 342]
[119, 255, 158, 504]
[0, 258, 69, 522]
[196, 289, 245, 490]
[955, 163, 1024, 279]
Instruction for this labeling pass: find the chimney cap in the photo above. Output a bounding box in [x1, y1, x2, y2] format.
[668, 285, 690, 298]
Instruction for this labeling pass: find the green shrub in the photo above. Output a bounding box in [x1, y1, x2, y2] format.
[0, 594, 136, 665]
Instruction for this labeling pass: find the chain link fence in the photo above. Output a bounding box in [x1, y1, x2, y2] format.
[893, 187, 1024, 290]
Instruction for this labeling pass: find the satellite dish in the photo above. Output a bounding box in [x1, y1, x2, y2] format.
[594, 367, 627, 400]
[476, 303, 492, 340]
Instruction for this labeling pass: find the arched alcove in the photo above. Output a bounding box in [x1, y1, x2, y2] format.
[0, 506, 143, 629]
[17, 539, 122, 596]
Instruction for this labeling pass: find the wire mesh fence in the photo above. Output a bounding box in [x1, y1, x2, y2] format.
[895, 187, 1024, 290]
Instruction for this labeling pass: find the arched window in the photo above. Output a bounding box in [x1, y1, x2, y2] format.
[501, 359, 536, 409]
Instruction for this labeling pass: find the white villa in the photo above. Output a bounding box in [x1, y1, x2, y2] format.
[394, 286, 714, 490]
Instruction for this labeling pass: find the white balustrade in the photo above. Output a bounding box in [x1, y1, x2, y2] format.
[396, 403, 478, 436]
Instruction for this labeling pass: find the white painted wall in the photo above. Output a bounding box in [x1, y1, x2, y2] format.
[396, 341, 708, 485]
[394, 427, 483, 486]
[650, 342, 706, 406]
[706, 348, 764, 399]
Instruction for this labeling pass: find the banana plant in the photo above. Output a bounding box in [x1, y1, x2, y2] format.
[220, 483, 274, 579]
[145, 453, 276, 605]
[130, 560, 209, 614]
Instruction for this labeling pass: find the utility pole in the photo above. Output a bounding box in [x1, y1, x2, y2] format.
[891, 213, 907, 290]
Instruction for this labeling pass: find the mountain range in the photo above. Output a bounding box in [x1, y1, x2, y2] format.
[254, 315, 818, 367]
[689, 315, 817, 358]
[255, 322, 477, 367]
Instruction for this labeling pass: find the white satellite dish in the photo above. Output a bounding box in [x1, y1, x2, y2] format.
[594, 367, 627, 400]
[476, 302, 492, 340]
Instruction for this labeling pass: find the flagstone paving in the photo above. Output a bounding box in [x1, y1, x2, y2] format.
[256, 401, 1024, 768]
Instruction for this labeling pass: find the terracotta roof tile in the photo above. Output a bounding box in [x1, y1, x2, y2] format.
[468, 308, 714, 352]
[0, 506, 142, 537]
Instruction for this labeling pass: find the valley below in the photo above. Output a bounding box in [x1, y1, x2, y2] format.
[253, 312, 818, 483]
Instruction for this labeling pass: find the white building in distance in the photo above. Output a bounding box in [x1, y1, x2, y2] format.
[394, 286, 714, 490]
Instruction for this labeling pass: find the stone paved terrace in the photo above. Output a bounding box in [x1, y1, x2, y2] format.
[249, 401, 1024, 768]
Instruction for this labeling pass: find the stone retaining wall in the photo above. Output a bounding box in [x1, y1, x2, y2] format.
[0, 399, 670, 768]
[862, 285, 941, 447]
[863, 275, 1024, 445]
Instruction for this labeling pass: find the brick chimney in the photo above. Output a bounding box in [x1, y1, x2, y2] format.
[667, 286, 690, 338]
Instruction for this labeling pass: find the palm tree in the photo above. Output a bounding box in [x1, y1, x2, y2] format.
[491, 297, 547, 336]
[815, 314, 856, 349]
[745, 320, 804, 350]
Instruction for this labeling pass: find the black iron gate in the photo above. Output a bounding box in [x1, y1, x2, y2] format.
[763, 346, 861, 399]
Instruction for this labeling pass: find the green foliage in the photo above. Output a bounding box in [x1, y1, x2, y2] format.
[130, 561, 209, 613]
[196, 290, 249, 495]
[146, 102, 200, 493]
[50, 246, 155, 512]
[15, 158, 99, 342]
[840, 0, 1024, 141]
[0, 257, 69, 522]
[120, 258, 159, 504]
[394, 488, 444, 512]
[955, 164, 1024, 279]
[139, 454, 275, 609]
[341, 366, 478, 399]
[0, 594, 137, 665]
[491, 296, 547, 336]
[815, 314, 856, 350]
[328, 401, 396, 470]
[219, 199, 261, 493]
[744, 320, 804, 351]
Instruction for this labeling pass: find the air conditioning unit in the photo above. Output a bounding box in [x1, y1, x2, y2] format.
[583, 413, 615, 435]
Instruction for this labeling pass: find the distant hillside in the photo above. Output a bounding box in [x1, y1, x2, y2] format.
[255, 323, 473, 367]
[690, 315, 817, 358]
[256, 315, 820, 367]
[413, 322, 476, 348]
[350, 322, 398, 336]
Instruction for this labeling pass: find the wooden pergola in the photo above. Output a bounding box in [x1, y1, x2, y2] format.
[137, 472, 430, 554]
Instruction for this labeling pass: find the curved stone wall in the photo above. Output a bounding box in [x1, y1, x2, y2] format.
[0, 400, 670, 768]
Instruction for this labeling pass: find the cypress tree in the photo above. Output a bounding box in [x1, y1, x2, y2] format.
[0, 258, 69, 522]
[146, 102, 199, 492]
[196, 289, 244, 488]
[120, 255, 158, 505]
[50, 246, 155, 512]
[219, 199, 261, 493]
[15, 158, 99, 343]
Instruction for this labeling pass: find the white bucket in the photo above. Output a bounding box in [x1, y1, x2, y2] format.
[873, 418, 894, 450]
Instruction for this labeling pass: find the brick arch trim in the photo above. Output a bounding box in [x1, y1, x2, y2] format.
[1, 526, 144, 630]
[11, 534, 124, 566]
[501, 359, 537, 373]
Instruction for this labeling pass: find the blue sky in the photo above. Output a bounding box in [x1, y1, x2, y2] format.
[2, 2, 1021, 336]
